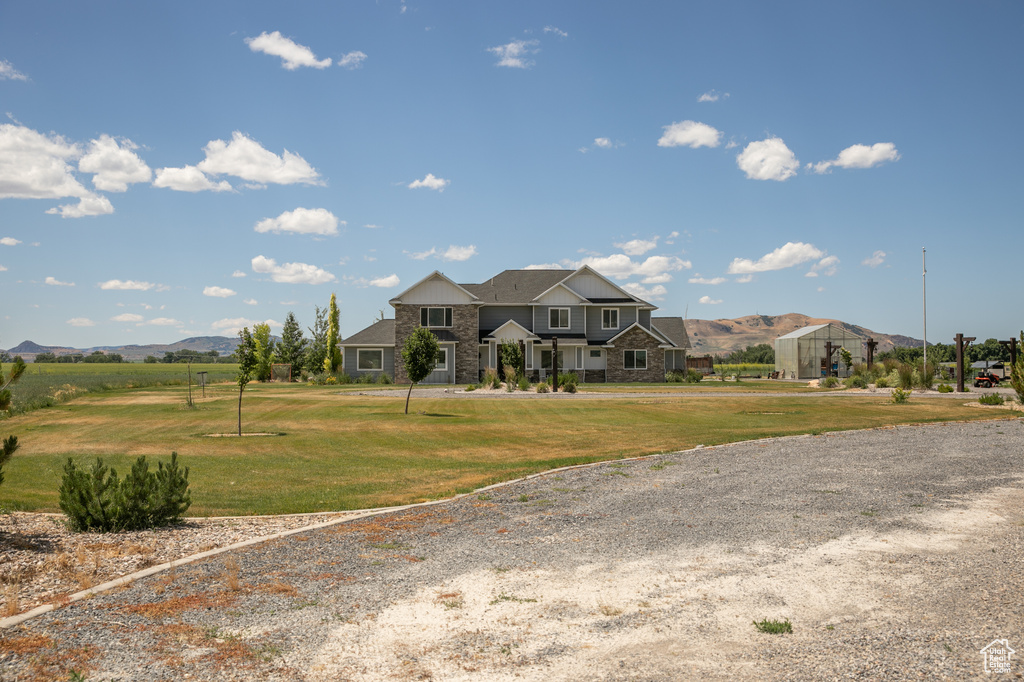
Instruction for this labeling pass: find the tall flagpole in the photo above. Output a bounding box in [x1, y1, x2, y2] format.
[922, 248, 927, 375]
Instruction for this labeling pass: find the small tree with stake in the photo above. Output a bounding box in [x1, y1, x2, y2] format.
[236, 327, 258, 436]
[401, 327, 440, 415]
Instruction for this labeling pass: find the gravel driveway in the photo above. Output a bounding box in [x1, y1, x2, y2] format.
[2, 419, 1022, 681]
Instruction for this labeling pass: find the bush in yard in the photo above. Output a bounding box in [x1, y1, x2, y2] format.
[979, 393, 1005, 406]
[844, 375, 867, 389]
[1011, 331, 1024, 405]
[937, 383, 954, 393]
[518, 376, 530, 392]
[891, 387, 911, 404]
[59, 453, 191, 532]
[535, 381, 550, 394]
[821, 376, 841, 388]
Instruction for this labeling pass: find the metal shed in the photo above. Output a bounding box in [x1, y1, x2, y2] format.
[774, 323, 864, 379]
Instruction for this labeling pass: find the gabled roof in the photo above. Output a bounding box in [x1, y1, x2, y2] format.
[603, 322, 673, 348]
[532, 264, 650, 307]
[775, 323, 831, 340]
[341, 319, 395, 346]
[484, 319, 540, 341]
[460, 269, 569, 304]
[652, 317, 690, 349]
[389, 270, 481, 305]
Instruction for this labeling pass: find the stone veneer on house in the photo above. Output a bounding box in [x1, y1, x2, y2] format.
[393, 303, 479, 385]
[604, 326, 665, 383]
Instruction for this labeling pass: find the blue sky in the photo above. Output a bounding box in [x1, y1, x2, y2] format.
[1, 1, 1021, 350]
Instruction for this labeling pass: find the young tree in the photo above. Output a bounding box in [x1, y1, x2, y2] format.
[324, 293, 342, 373]
[840, 347, 853, 375]
[401, 327, 440, 415]
[252, 322, 275, 381]
[235, 327, 258, 436]
[306, 305, 329, 375]
[1010, 331, 1024, 405]
[277, 311, 308, 378]
[1, 354, 25, 488]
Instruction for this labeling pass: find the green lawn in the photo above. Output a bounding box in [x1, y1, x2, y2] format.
[0, 380, 1008, 516]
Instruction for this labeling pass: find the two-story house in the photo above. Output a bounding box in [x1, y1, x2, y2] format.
[339, 266, 690, 384]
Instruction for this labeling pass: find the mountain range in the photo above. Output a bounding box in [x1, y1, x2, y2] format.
[2, 313, 922, 362]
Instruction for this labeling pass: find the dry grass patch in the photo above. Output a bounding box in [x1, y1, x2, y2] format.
[123, 591, 239, 619]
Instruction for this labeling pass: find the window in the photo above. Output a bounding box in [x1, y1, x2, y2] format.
[549, 307, 570, 329]
[623, 349, 647, 370]
[589, 349, 602, 358]
[357, 348, 384, 371]
[602, 308, 619, 330]
[540, 350, 564, 370]
[434, 348, 448, 371]
[575, 347, 583, 369]
[420, 307, 453, 328]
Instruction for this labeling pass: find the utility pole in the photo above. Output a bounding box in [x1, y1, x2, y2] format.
[922, 248, 927, 377]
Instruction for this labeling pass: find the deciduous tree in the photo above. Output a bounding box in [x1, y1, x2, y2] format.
[401, 327, 440, 415]
[235, 327, 258, 436]
[324, 293, 342, 373]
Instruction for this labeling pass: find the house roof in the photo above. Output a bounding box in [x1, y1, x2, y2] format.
[604, 322, 672, 348]
[460, 269, 570, 304]
[341, 319, 395, 346]
[652, 317, 690, 349]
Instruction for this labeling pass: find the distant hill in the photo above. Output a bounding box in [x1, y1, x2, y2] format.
[2, 336, 241, 362]
[684, 313, 922, 357]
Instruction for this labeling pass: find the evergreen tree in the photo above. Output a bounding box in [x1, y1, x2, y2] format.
[278, 311, 308, 378]
[324, 292, 342, 373]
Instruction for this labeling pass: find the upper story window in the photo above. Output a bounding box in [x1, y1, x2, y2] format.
[549, 307, 570, 329]
[601, 308, 619, 330]
[420, 307, 453, 328]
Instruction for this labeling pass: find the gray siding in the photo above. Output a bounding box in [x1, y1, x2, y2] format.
[421, 342, 456, 384]
[479, 305, 533, 333]
[534, 305, 585, 335]
[585, 306, 639, 344]
[639, 309, 651, 329]
[344, 347, 395, 380]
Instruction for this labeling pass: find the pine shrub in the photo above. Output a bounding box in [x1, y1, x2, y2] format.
[59, 453, 191, 532]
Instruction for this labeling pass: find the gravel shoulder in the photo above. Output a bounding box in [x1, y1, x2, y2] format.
[2, 419, 1022, 681]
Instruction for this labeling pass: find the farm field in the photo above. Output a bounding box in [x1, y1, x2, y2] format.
[0, 378, 1007, 516]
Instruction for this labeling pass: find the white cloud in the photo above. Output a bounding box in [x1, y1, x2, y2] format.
[0, 265, 6, 271]
[146, 317, 183, 326]
[688, 274, 727, 285]
[614, 238, 658, 256]
[408, 244, 477, 262]
[736, 137, 799, 181]
[78, 135, 151, 192]
[641, 273, 673, 285]
[99, 279, 155, 291]
[697, 90, 729, 103]
[811, 143, 900, 174]
[353, 274, 400, 288]
[862, 250, 886, 268]
[727, 242, 824, 274]
[232, 270, 247, 278]
[67, 317, 96, 327]
[488, 39, 539, 68]
[245, 31, 332, 70]
[251, 255, 336, 284]
[408, 173, 449, 191]
[576, 253, 691, 281]
[243, 298, 258, 306]
[698, 295, 723, 305]
[807, 255, 840, 277]
[0, 124, 114, 217]
[524, 262, 565, 270]
[45, 276, 74, 286]
[254, 207, 341, 236]
[543, 26, 568, 38]
[622, 283, 668, 301]
[657, 120, 722, 149]
[735, 274, 753, 283]
[594, 137, 612, 148]
[0, 60, 28, 81]
[1, 237, 21, 246]
[363, 224, 383, 229]
[211, 317, 280, 335]
[111, 313, 144, 322]
[337, 51, 367, 69]
[197, 132, 321, 186]
[153, 166, 233, 192]
[203, 286, 237, 298]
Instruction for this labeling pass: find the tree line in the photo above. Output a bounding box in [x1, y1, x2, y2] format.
[713, 337, 1015, 368]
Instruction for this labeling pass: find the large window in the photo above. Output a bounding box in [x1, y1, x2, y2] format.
[623, 349, 647, 370]
[549, 307, 570, 329]
[601, 308, 619, 330]
[540, 350, 564, 370]
[434, 348, 448, 371]
[420, 307, 453, 328]
[357, 348, 384, 371]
